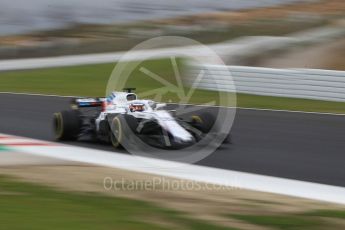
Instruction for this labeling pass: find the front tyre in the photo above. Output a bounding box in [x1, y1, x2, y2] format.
[110, 116, 123, 148]
[53, 110, 81, 140]
[191, 112, 215, 133]
[110, 115, 138, 149]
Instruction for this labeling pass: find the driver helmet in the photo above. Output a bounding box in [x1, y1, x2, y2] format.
[129, 103, 145, 112]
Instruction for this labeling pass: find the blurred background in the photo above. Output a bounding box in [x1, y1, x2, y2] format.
[1, 1, 345, 229]
[0, 0, 344, 70]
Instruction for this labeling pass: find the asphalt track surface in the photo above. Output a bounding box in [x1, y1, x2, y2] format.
[1, 93, 345, 187]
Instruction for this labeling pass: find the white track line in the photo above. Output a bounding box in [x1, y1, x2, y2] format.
[236, 107, 345, 116]
[1, 91, 345, 116]
[0, 138, 46, 145]
[175, 103, 345, 116]
[0, 91, 78, 98]
[2, 133, 345, 205]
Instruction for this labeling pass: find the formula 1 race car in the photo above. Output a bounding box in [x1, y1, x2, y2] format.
[53, 88, 230, 150]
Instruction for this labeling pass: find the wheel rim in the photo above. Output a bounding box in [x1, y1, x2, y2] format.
[191, 115, 203, 124]
[111, 117, 122, 148]
[53, 113, 63, 139]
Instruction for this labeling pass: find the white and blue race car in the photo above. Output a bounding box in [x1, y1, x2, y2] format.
[53, 88, 230, 149]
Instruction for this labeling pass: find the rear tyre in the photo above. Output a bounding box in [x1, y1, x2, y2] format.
[53, 110, 81, 140]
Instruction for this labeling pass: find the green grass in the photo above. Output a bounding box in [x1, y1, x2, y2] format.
[0, 60, 345, 113]
[229, 210, 345, 229]
[0, 176, 233, 230]
[230, 214, 321, 230]
[0, 63, 114, 97]
[304, 210, 345, 219]
[1, 175, 344, 230]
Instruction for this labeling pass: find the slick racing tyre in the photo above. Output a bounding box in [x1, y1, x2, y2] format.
[191, 112, 215, 133]
[53, 110, 81, 140]
[110, 115, 124, 148]
[191, 112, 231, 144]
[222, 133, 232, 144]
[110, 115, 138, 149]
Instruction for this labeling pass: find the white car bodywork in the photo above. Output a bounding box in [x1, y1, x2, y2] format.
[95, 92, 194, 143]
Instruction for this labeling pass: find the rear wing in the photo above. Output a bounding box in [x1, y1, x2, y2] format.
[71, 98, 106, 108]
